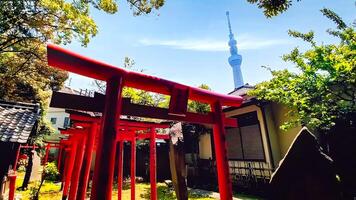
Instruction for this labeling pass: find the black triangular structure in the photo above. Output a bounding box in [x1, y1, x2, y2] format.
[269, 127, 339, 200]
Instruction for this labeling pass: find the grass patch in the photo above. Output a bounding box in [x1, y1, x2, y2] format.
[111, 183, 214, 200]
[15, 172, 262, 199]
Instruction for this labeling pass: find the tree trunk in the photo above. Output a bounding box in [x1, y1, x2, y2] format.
[21, 151, 33, 190]
[33, 178, 45, 200]
[169, 140, 188, 200]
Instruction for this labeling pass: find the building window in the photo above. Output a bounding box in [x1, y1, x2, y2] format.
[64, 117, 70, 128]
[50, 117, 57, 125]
[226, 111, 265, 161]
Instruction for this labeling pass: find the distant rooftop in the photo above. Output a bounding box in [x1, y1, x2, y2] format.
[224, 84, 262, 112]
[58, 86, 80, 95]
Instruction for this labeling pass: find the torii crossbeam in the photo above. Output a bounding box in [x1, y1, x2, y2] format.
[47, 44, 243, 200]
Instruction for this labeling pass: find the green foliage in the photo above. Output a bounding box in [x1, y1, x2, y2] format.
[43, 162, 60, 181]
[188, 84, 211, 114]
[27, 180, 61, 200]
[249, 9, 356, 131]
[0, 0, 165, 146]
[93, 57, 168, 108]
[247, 0, 301, 18]
[17, 165, 26, 173]
[93, 58, 212, 118]
[29, 182, 39, 200]
[128, 0, 165, 16]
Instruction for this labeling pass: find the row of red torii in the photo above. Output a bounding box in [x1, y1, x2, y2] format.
[43, 111, 170, 200]
[44, 44, 243, 200]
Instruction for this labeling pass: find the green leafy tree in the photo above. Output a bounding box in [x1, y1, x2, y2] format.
[32, 162, 60, 200]
[0, 0, 165, 105]
[0, 1, 165, 189]
[187, 84, 211, 114]
[0, 0, 165, 136]
[249, 8, 356, 132]
[93, 57, 167, 107]
[247, 0, 301, 17]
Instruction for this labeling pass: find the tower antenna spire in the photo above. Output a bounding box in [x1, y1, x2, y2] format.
[226, 11, 244, 89]
[226, 11, 233, 36]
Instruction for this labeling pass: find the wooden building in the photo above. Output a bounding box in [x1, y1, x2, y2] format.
[0, 100, 40, 199]
[191, 85, 301, 193]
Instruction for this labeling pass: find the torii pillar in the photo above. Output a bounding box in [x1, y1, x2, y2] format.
[90, 76, 123, 200]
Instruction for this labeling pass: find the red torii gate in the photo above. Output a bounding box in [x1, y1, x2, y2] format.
[47, 44, 243, 200]
[8, 145, 39, 200]
[43, 111, 171, 200]
[43, 128, 86, 200]
[67, 112, 170, 200]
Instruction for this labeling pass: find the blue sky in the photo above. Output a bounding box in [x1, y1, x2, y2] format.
[64, 0, 355, 94]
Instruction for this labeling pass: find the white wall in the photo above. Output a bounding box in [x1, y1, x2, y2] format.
[45, 107, 70, 131]
[199, 133, 212, 159]
[225, 105, 273, 165]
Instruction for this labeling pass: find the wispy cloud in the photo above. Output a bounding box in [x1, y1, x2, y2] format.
[138, 36, 292, 51]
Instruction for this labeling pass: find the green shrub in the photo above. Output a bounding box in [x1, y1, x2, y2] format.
[29, 181, 40, 200]
[43, 162, 59, 181]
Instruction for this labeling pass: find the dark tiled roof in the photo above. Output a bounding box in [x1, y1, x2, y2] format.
[228, 84, 255, 95]
[0, 100, 40, 143]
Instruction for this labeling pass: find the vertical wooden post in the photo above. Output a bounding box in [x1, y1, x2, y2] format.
[168, 140, 188, 200]
[211, 101, 233, 200]
[68, 134, 87, 200]
[58, 146, 63, 171]
[130, 139, 136, 200]
[77, 122, 98, 200]
[8, 171, 16, 200]
[117, 141, 124, 200]
[43, 143, 50, 165]
[13, 144, 21, 170]
[150, 127, 157, 200]
[90, 76, 123, 200]
[63, 139, 78, 200]
[61, 148, 70, 191]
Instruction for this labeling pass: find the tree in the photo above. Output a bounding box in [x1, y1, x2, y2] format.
[32, 162, 59, 200]
[247, 0, 301, 17]
[0, 0, 165, 131]
[0, 0, 165, 105]
[249, 8, 356, 197]
[93, 57, 168, 107]
[0, 1, 165, 188]
[249, 8, 355, 132]
[187, 84, 211, 114]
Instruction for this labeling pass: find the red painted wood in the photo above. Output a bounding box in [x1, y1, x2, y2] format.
[58, 146, 63, 171]
[70, 114, 170, 128]
[168, 86, 188, 116]
[63, 138, 78, 199]
[90, 77, 123, 200]
[130, 139, 136, 200]
[8, 173, 16, 200]
[156, 134, 170, 140]
[77, 122, 98, 200]
[55, 93, 238, 127]
[61, 149, 70, 184]
[47, 44, 243, 107]
[43, 143, 50, 165]
[13, 144, 21, 170]
[46, 44, 244, 200]
[150, 128, 157, 200]
[117, 142, 124, 200]
[66, 103, 237, 127]
[68, 134, 87, 200]
[211, 101, 233, 200]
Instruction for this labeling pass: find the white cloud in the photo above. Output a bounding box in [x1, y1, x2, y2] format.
[138, 36, 292, 51]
